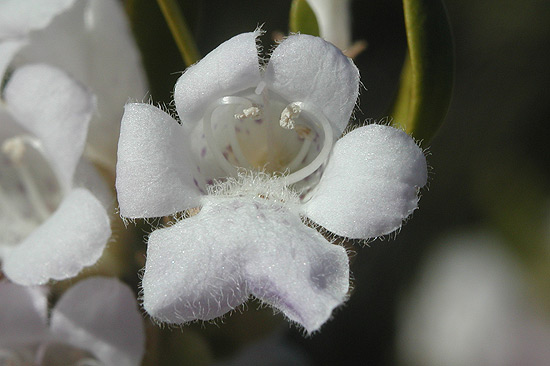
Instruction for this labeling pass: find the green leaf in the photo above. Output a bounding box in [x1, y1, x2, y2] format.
[125, 0, 200, 104]
[390, 0, 454, 142]
[156, 0, 200, 67]
[289, 0, 320, 36]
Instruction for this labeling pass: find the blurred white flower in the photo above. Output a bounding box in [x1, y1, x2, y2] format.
[397, 232, 550, 366]
[0, 0, 147, 169]
[0, 277, 145, 366]
[116, 31, 427, 332]
[0, 64, 111, 285]
[307, 0, 352, 50]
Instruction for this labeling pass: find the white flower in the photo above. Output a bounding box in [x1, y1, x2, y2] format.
[116, 31, 427, 333]
[307, 0, 352, 50]
[397, 233, 550, 366]
[0, 0, 147, 169]
[0, 63, 111, 285]
[0, 277, 145, 366]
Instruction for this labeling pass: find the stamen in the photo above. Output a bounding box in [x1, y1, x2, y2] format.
[283, 101, 334, 185]
[287, 136, 312, 172]
[203, 96, 255, 175]
[234, 106, 262, 120]
[254, 81, 267, 95]
[279, 102, 302, 130]
[2, 136, 53, 221]
[199, 92, 334, 188]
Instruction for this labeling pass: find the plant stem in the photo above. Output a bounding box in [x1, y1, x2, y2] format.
[156, 0, 200, 67]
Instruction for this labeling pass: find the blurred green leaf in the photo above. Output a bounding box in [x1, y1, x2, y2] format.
[289, 0, 320, 36]
[124, 0, 185, 103]
[156, 0, 200, 67]
[390, 0, 454, 142]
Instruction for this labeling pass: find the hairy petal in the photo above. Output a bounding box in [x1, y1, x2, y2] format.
[265, 34, 359, 135]
[174, 31, 262, 125]
[303, 124, 427, 239]
[142, 197, 349, 333]
[116, 103, 201, 218]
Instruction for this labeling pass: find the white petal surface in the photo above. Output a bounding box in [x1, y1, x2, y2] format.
[4, 63, 95, 190]
[0, 39, 26, 80]
[14, 0, 147, 169]
[174, 31, 262, 124]
[0, 281, 48, 346]
[142, 197, 349, 333]
[303, 124, 427, 239]
[265, 34, 359, 135]
[0, 0, 74, 38]
[73, 158, 113, 210]
[116, 103, 201, 218]
[307, 0, 352, 50]
[50, 277, 145, 366]
[2, 188, 111, 285]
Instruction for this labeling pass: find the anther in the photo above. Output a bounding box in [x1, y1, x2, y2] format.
[234, 106, 262, 120]
[279, 102, 302, 130]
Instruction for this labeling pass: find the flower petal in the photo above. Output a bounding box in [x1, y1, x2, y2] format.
[307, 0, 352, 50]
[73, 158, 113, 210]
[2, 188, 111, 285]
[3, 63, 95, 190]
[0, 281, 49, 347]
[0, 39, 26, 80]
[0, 0, 75, 38]
[174, 31, 262, 125]
[142, 197, 349, 333]
[302, 124, 427, 239]
[15, 0, 148, 169]
[50, 277, 145, 366]
[264, 34, 359, 135]
[116, 103, 201, 218]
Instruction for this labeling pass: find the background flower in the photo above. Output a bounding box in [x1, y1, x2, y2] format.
[0, 64, 111, 285]
[0, 0, 147, 170]
[0, 277, 145, 366]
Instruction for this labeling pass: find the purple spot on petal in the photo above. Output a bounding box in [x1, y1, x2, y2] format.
[193, 178, 199, 188]
[201, 147, 207, 158]
[255, 118, 263, 124]
[206, 179, 214, 185]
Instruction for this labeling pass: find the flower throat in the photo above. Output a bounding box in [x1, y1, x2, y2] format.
[190, 83, 334, 196]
